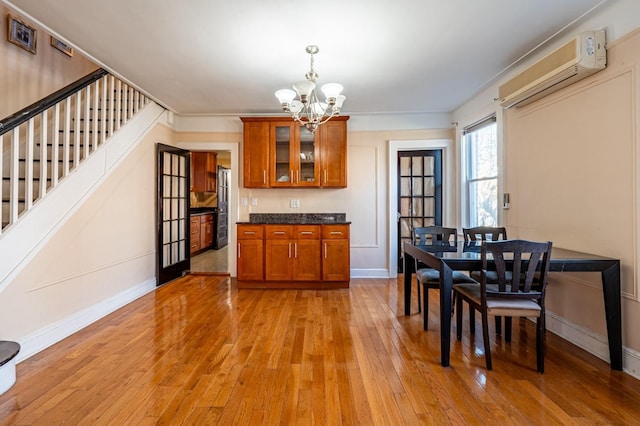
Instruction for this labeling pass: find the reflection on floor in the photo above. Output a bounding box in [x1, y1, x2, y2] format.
[191, 246, 228, 273]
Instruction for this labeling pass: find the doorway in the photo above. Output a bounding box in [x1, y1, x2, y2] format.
[397, 150, 443, 272]
[388, 139, 454, 278]
[176, 141, 238, 276]
[156, 143, 191, 285]
[189, 152, 231, 274]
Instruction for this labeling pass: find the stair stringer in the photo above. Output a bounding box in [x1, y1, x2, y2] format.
[0, 102, 166, 294]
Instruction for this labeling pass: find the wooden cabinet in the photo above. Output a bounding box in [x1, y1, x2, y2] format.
[191, 151, 217, 192]
[264, 225, 321, 281]
[237, 224, 264, 281]
[190, 216, 200, 255]
[269, 121, 320, 187]
[200, 214, 214, 249]
[322, 224, 350, 281]
[237, 223, 349, 288]
[242, 121, 270, 188]
[241, 116, 348, 188]
[319, 119, 348, 187]
[190, 213, 214, 255]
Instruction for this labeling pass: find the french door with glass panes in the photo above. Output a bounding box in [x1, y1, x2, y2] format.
[156, 143, 191, 285]
[397, 150, 443, 272]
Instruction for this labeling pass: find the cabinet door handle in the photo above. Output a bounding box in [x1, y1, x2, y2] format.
[288, 242, 292, 258]
[324, 169, 327, 184]
[324, 242, 327, 259]
[294, 242, 298, 258]
[290, 170, 293, 183]
[296, 170, 299, 183]
[263, 170, 266, 185]
[238, 243, 241, 258]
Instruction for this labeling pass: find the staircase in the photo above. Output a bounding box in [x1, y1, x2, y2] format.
[0, 69, 150, 232]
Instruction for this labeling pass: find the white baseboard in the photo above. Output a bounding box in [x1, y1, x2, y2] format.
[546, 311, 640, 380]
[350, 269, 389, 278]
[15, 278, 156, 363]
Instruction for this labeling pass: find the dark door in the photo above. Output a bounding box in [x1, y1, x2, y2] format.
[397, 150, 443, 272]
[215, 165, 229, 249]
[156, 143, 191, 285]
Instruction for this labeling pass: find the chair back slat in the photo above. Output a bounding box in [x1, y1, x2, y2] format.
[481, 239, 552, 299]
[413, 226, 458, 245]
[463, 226, 507, 242]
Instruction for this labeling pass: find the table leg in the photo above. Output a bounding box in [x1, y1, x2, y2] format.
[440, 263, 453, 367]
[602, 262, 623, 370]
[404, 252, 413, 316]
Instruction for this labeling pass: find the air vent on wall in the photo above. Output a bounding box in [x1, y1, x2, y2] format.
[499, 30, 606, 109]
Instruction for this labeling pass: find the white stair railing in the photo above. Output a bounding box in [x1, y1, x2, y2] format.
[0, 69, 150, 233]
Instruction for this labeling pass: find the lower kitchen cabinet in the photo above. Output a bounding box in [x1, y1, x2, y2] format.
[321, 224, 350, 281]
[190, 217, 200, 255]
[237, 224, 264, 281]
[264, 225, 321, 281]
[237, 223, 349, 289]
[190, 213, 214, 255]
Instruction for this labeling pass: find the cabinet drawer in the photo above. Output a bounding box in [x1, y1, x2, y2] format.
[200, 213, 213, 224]
[322, 224, 350, 239]
[238, 224, 264, 239]
[295, 225, 320, 239]
[265, 225, 294, 239]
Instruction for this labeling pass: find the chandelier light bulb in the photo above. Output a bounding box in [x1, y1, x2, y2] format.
[274, 45, 345, 132]
[292, 80, 316, 102]
[321, 83, 343, 102]
[275, 89, 296, 106]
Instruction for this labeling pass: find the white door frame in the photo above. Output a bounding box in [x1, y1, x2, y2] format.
[387, 139, 455, 278]
[176, 141, 239, 277]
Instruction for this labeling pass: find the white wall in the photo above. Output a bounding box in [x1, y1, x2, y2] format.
[0, 111, 173, 361]
[174, 113, 453, 278]
[452, 0, 640, 376]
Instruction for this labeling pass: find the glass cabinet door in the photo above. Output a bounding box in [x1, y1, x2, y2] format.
[297, 125, 318, 185]
[273, 124, 292, 185]
[269, 121, 320, 187]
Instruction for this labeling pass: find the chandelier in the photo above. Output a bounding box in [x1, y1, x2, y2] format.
[275, 45, 345, 133]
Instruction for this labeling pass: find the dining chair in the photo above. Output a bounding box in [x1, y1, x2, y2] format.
[463, 226, 508, 334]
[453, 239, 553, 372]
[463, 226, 507, 242]
[413, 226, 476, 331]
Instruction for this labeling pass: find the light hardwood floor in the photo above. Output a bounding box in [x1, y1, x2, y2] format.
[1, 275, 639, 425]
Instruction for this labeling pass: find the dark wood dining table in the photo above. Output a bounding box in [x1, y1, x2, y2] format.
[403, 241, 622, 370]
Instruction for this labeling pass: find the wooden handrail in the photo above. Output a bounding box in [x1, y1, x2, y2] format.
[0, 68, 108, 136]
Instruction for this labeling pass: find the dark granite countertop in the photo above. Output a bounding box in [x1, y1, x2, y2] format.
[238, 213, 349, 225]
[190, 207, 217, 215]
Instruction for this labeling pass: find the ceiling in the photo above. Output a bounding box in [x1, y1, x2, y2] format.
[7, 0, 609, 116]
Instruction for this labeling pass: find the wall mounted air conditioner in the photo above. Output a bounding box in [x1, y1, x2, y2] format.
[499, 30, 606, 108]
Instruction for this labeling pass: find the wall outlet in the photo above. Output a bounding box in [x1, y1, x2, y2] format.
[290, 199, 300, 208]
[241, 197, 248, 206]
[251, 197, 258, 206]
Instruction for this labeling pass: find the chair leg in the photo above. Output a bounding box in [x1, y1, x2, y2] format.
[482, 311, 492, 370]
[456, 292, 463, 340]
[536, 316, 545, 373]
[495, 316, 502, 336]
[504, 317, 512, 342]
[416, 279, 422, 313]
[469, 306, 475, 334]
[422, 285, 429, 331]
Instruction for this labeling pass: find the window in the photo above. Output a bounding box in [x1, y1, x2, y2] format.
[464, 116, 498, 227]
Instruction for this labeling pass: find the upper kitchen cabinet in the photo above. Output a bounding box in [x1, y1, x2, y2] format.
[270, 121, 319, 187]
[190, 151, 217, 192]
[242, 120, 270, 188]
[241, 116, 348, 188]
